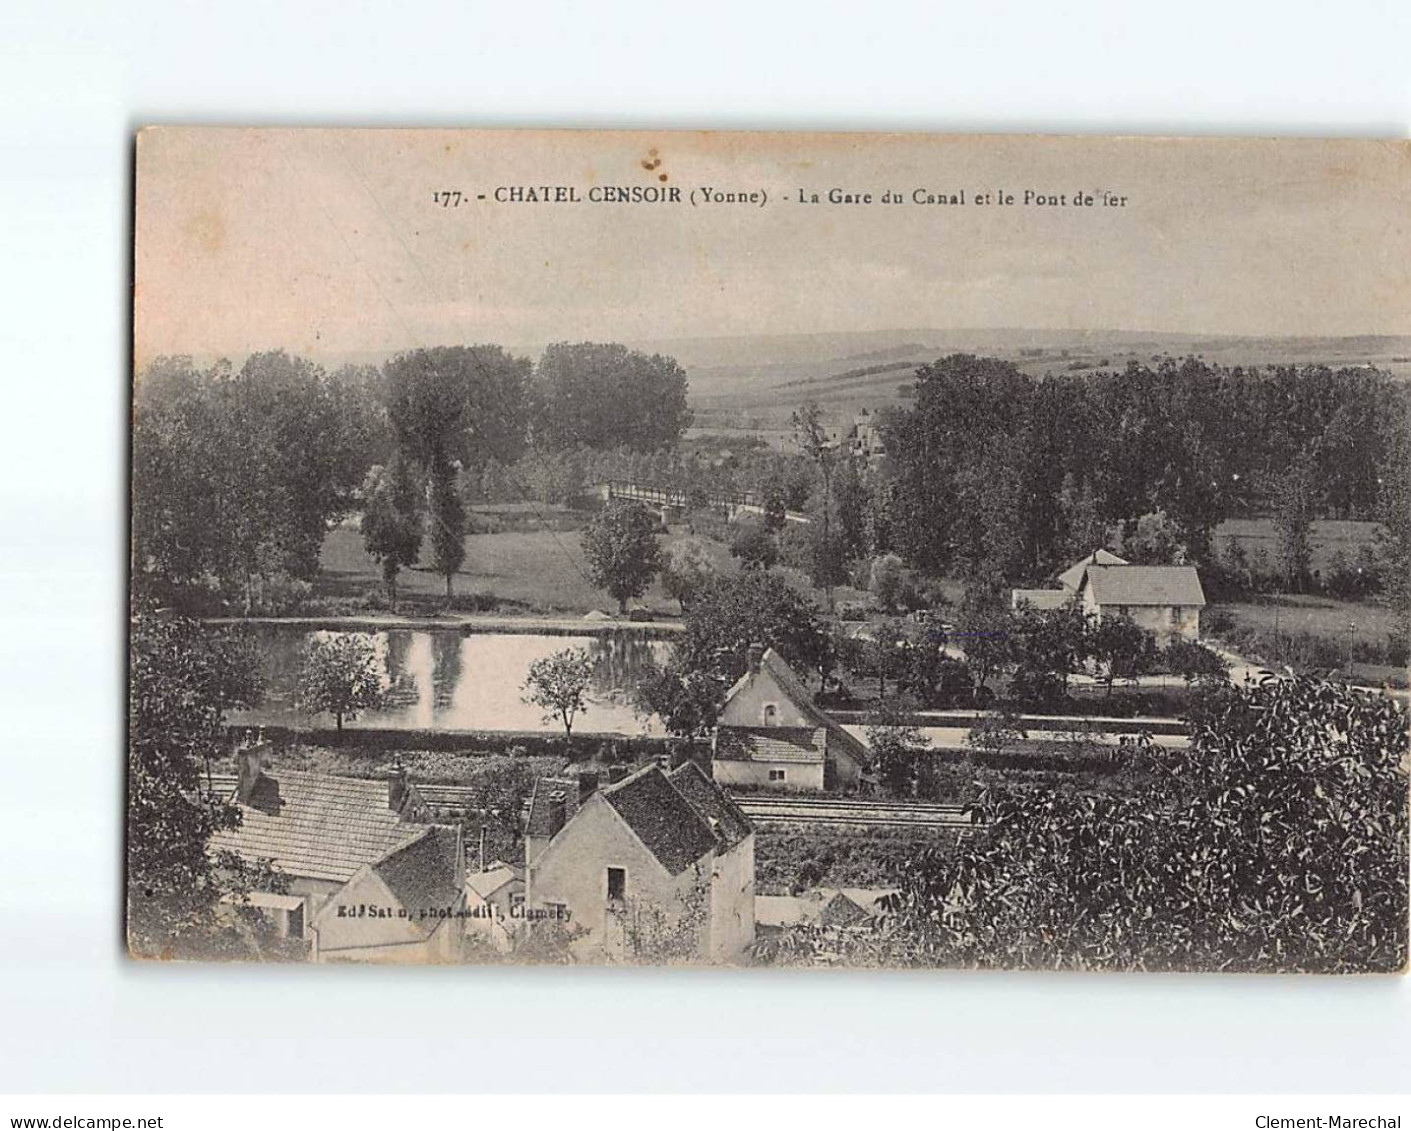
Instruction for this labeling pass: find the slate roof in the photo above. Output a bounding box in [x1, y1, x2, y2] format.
[1058, 549, 1128, 592]
[1011, 588, 1074, 611]
[208, 770, 422, 884]
[599, 764, 720, 876]
[667, 761, 754, 849]
[1084, 564, 1206, 608]
[720, 648, 870, 771]
[714, 725, 827, 765]
[370, 825, 463, 933]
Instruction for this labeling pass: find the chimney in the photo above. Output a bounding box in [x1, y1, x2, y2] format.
[747, 642, 765, 674]
[388, 753, 409, 813]
[235, 742, 270, 805]
[575, 768, 600, 804]
[546, 792, 568, 838]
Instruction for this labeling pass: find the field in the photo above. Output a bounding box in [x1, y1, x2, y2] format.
[1208, 595, 1406, 684]
[317, 512, 869, 618]
[1213, 517, 1383, 576]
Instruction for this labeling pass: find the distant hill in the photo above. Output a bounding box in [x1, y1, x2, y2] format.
[677, 329, 1411, 420]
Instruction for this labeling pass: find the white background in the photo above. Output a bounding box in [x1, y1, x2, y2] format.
[1, 0, 1408, 1096]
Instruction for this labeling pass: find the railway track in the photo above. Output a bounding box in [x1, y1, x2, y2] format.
[730, 794, 975, 829]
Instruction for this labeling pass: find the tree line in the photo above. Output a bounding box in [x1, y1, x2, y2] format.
[877, 354, 1409, 590]
[131, 342, 693, 611]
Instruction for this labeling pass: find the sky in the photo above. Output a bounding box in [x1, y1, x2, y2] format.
[133, 128, 1411, 371]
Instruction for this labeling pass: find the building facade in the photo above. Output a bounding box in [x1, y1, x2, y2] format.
[523, 763, 755, 964]
[713, 646, 869, 792]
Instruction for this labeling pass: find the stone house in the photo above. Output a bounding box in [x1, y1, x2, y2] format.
[712, 646, 869, 792]
[209, 746, 464, 963]
[523, 762, 755, 964]
[1011, 550, 1206, 646]
[1078, 564, 1206, 645]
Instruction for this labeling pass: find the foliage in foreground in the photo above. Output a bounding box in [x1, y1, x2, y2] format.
[759, 676, 1408, 973]
[128, 611, 295, 959]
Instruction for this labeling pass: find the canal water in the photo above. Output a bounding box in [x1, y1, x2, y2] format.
[226, 626, 673, 735]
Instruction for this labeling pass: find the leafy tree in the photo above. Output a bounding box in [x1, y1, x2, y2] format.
[660, 537, 716, 612]
[833, 457, 872, 561]
[866, 700, 931, 798]
[131, 353, 374, 611]
[730, 523, 778, 571]
[867, 618, 909, 700]
[869, 553, 906, 612]
[428, 463, 467, 598]
[522, 647, 598, 739]
[1121, 509, 1186, 565]
[581, 500, 663, 614]
[676, 571, 829, 688]
[809, 677, 1408, 974]
[128, 610, 269, 958]
[964, 708, 1028, 760]
[1375, 392, 1411, 640]
[759, 475, 789, 533]
[792, 402, 840, 610]
[636, 665, 725, 743]
[1164, 638, 1229, 685]
[1008, 601, 1088, 709]
[532, 342, 692, 452]
[384, 344, 531, 472]
[1058, 474, 1109, 564]
[360, 457, 424, 609]
[1273, 456, 1318, 592]
[296, 633, 387, 733]
[954, 584, 1013, 700]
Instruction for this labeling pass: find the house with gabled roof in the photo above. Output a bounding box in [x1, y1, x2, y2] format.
[462, 860, 525, 954]
[756, 886, 898, 933]
[523, 762, 755, 964]
[1010, 550, 1205, 645]
[209, 745, 464, 962]
[1078, 563, 1206, 645]
[712, 646, 869, 792]
[310, 824, 466, 963]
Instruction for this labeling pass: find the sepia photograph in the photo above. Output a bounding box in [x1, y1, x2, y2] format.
[128, 128, 1409, 973]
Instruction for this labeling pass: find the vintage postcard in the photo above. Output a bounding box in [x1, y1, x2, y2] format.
[129, 128, 1409, 971]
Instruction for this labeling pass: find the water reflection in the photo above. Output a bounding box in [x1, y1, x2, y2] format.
[228, 627, 672, 735]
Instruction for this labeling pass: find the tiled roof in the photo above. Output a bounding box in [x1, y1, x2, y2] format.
[1011, 588, 1073, 611]
[1085, 564, 1206, 608]
[715, 725, 827, 765]
[599, 765, 719, 876]
[209, 770, 422, 884]
[667, 761, 754, 849]
[371, 825, 463, 933]
[1058, 549, 1128, 592]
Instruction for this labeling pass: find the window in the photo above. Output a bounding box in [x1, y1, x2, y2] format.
[768, 769, 786, 782]
[607, 867, 626, 901]
[763, 703, 778, 726]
